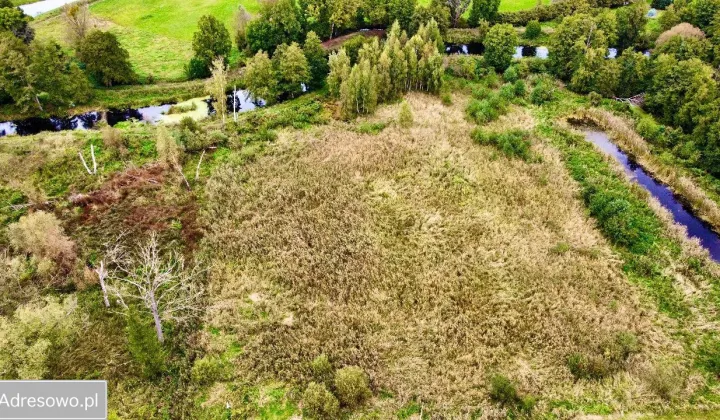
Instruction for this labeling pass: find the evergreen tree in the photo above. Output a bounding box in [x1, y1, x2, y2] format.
[77, 30, 135, 87]
[244, 50, 279, 104]
[484, 23, 517, 71]
[0, 7, 33, 44]
[192, 15, 231, 67]
[304, 31, 329, 89]
[327, 48, 351, 97]
[274, 42, 310, 98]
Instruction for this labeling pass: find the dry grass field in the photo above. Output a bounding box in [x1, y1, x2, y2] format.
[200, 93, 691, 416]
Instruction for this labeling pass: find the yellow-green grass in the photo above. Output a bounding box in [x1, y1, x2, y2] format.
[31, 0, 249, 81]
[89, 0, 258, 42]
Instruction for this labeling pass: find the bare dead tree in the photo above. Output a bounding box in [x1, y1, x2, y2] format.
[94, 260, 110, 307]
[447, 0, 471, 27]
[62, 1, 92, 46]
[105, 233, 203, 342]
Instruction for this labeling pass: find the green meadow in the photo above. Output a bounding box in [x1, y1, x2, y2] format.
[30, 0, 544, 81]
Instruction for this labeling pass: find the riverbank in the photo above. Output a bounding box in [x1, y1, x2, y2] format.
[0, 80, 206, 122]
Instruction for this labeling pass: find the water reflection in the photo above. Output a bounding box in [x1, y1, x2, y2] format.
[582, 128, 720, 262]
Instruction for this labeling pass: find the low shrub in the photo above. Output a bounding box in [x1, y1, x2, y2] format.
[530, 77, 555, 105]
[473, 129, 532, 160]
[334, 366, 371, 408]
[191, 356, 229, 385]
[399, 101, 413, 128]
[488, 374, 536, 416]
[302, 382, 340, 420]
[513, 80, 527, 97]
[447, 56, 480, 80]
[7, 211, 76, 272]
[568, 331, 640, 380]
[525, 20, 542, 39]
[645, 361, 686, 400]
[311, 354, 334, 386]
[503, 66, 519, 83]
[588, 91, 603, 106]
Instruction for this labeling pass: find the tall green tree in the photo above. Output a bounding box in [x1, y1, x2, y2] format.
[340, 58, 377, 118]
[387, 0, 416, 32]
[616, 49, 650, 97]
[206, 57, 228, 125]
[77, 30, 135, 87]
[273, 42, 310, 98]
[549, 13, 609, 80]
[329, 0, 359, 37]
[0, 35, 90, 112]
[410, 0, 450, 35]
[469, 0, 501, 26]
[646, 55, 717, 132]
[327, 48, 351, 97]
[569, 47, 620, 96]
[304, 31, 329, 89]
[191, 15, 231, 71]
[616, 1, 648, 49]
[484, 23, 517, 71]
[244, 50, 278, 104]
[246, 0, 304, 54]
[0, 7, 33, 43]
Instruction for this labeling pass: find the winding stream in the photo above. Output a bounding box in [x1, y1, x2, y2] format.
[582, 129, 720, 262]
[0, 90, 261, 137]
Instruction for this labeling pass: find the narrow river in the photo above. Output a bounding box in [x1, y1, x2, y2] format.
[19, 0, 78, 17]
[582, 129, 720, 262]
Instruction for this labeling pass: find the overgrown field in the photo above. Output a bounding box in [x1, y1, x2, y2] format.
[195, 93, 710, 416]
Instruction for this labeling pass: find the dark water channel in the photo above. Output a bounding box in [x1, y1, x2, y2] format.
[0, 90, 262, 138]
[582, 129, 720, 262]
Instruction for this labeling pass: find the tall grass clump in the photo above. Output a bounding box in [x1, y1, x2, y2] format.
[488, 374, 536, 416]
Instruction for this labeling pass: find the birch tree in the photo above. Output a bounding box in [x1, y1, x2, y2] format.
[206, 57, 228, 125]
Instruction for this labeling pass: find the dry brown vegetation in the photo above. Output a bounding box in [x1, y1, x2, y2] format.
[201, 93, 687, 415]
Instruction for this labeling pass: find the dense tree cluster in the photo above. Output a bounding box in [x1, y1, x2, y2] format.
[327, 20, 443, 118]
[244, 33, 327, 104]
[545, 0, 720, 178]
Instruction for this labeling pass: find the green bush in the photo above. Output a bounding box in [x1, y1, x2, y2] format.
[513, 80, 527, 97]
[499, 83, 517, 100]
[488, 374, 536, 416]
[525, 20, 542, 39]
[530, 78, 555, 105]
[488, 374, 519, 406]
[588, 91, 603, 106]
[302, 382, 340, 419]
[503, 65, 519, 83]
[191, 356, 229, 385]
[311, 354, 334, 386]
[334, 366, 371, 408]
[473, 129, 532, 160]
[447, 56, 480, 80]
[399, 101, 414, 128]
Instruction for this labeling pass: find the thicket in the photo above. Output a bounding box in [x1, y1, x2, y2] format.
[328, 20, 444, 119]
